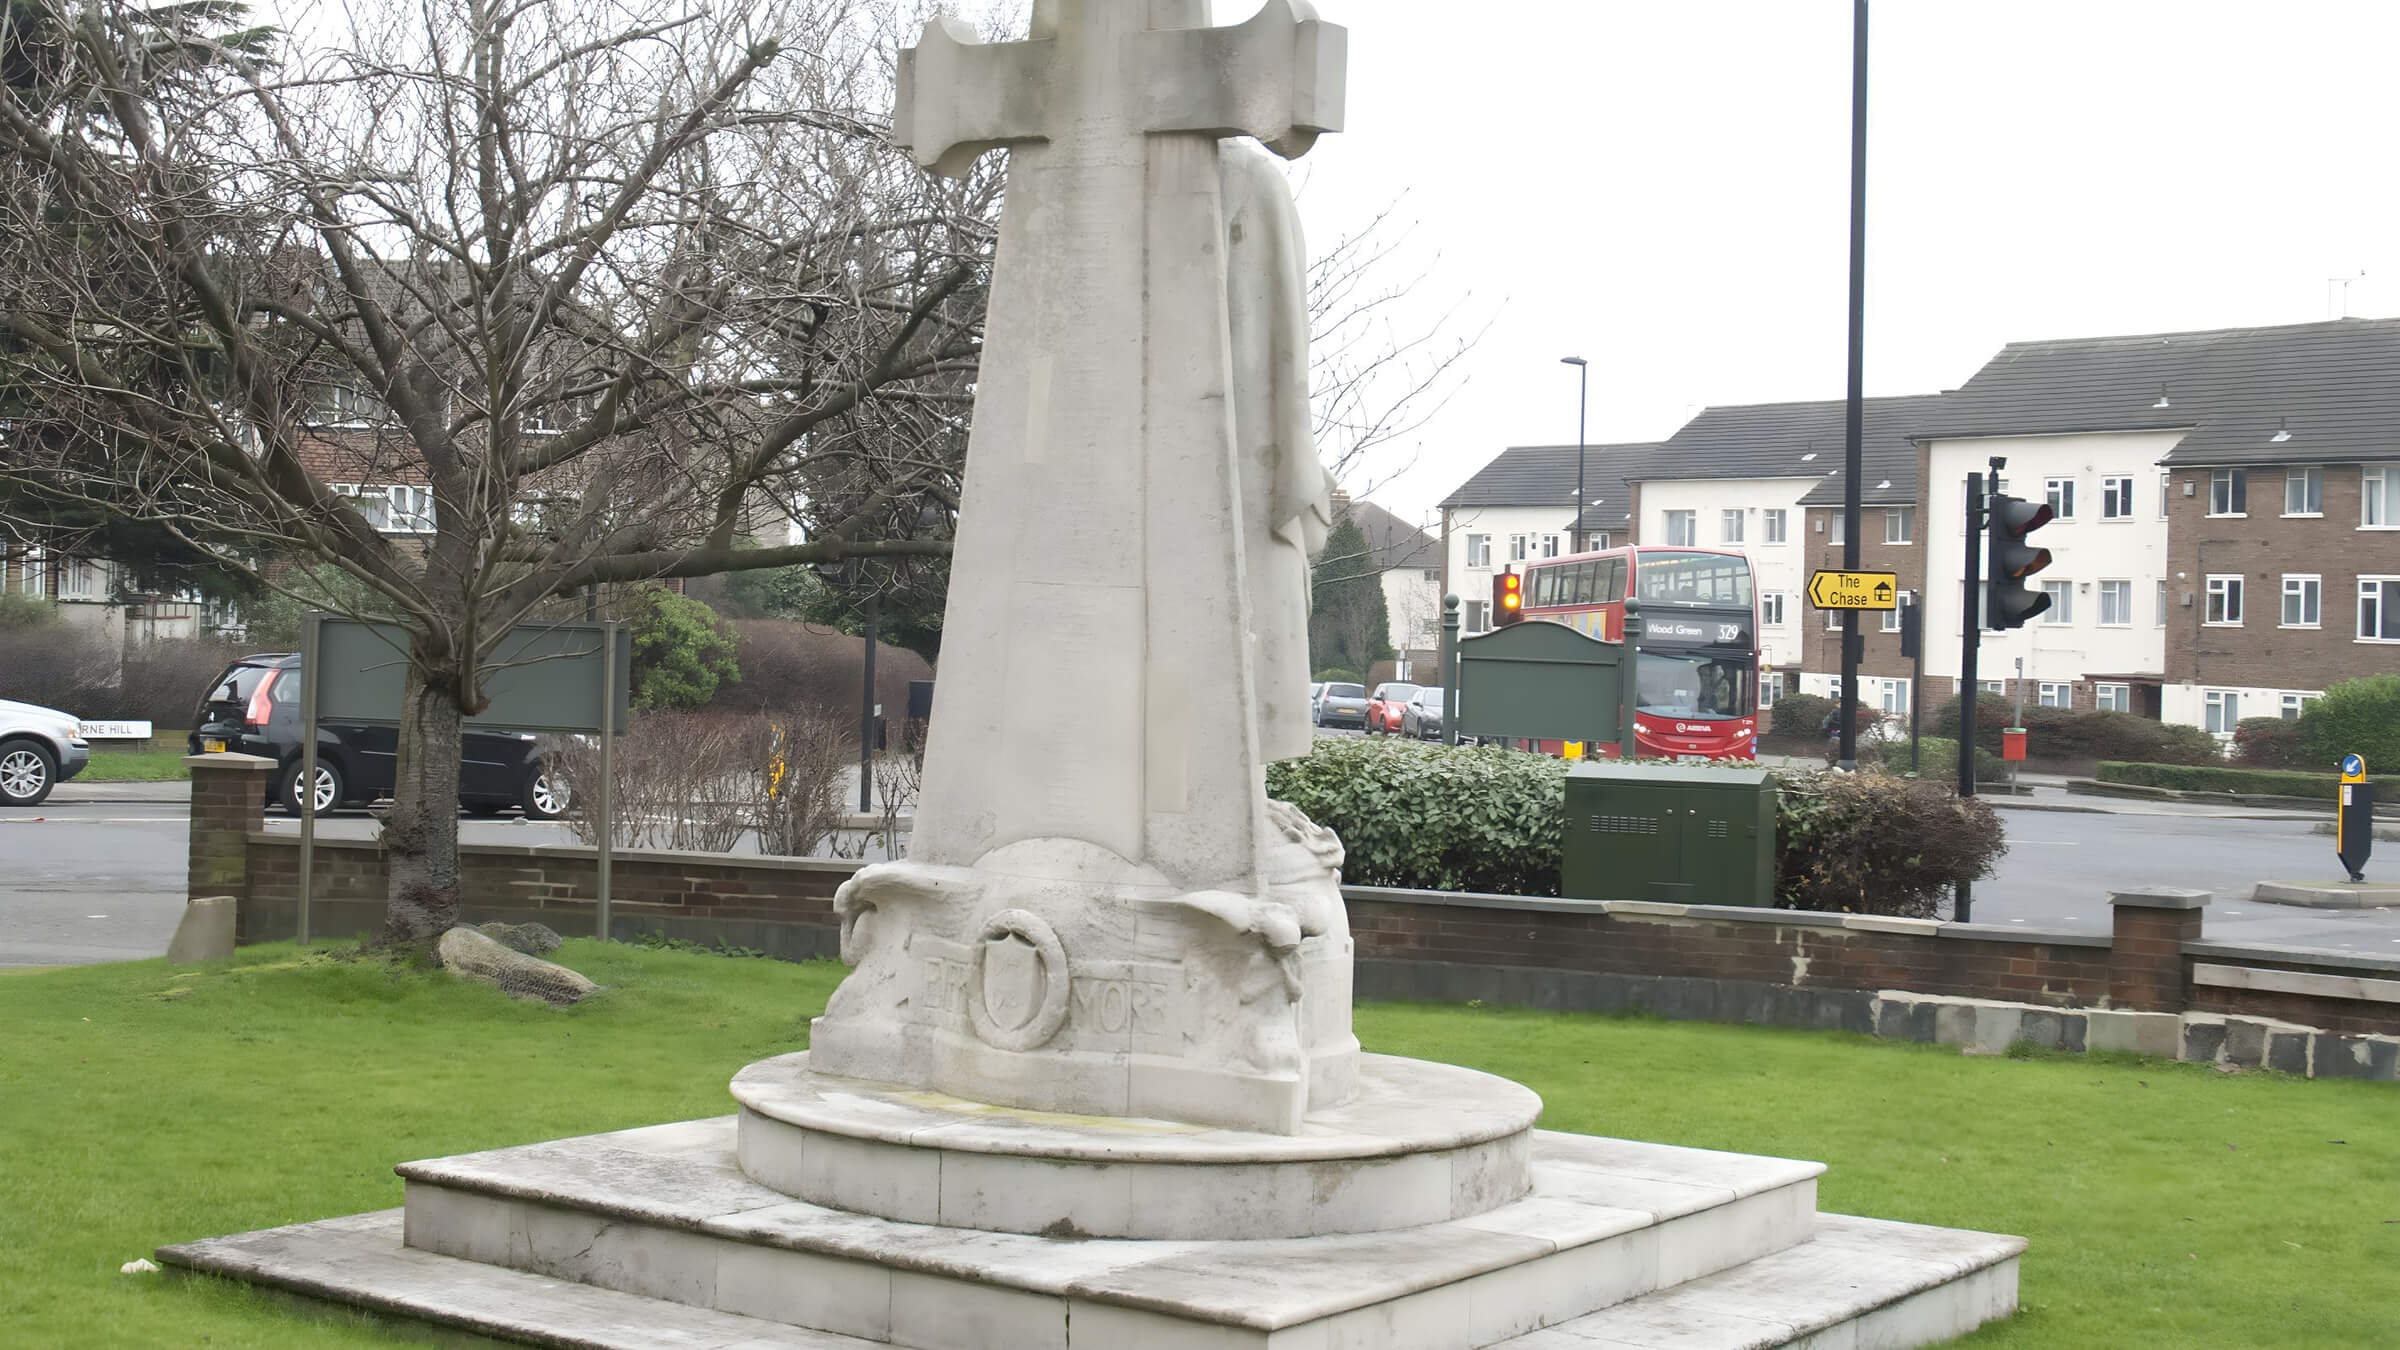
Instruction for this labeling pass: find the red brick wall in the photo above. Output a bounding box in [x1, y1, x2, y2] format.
[2165, 463, 2400, 689]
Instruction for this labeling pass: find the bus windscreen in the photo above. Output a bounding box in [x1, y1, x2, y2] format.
[1637, 652, 1756, 720]
[1636, 551, 1753, 609]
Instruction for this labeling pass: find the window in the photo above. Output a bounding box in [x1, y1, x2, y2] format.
[1760, 672, 1783, 708]
[1664, 511, 1696, 547]
[2284, 468, 2323, 516]
[1828, 514, 1845, 545]
[2281, 692, 2316, 720]
[2098, 580, 2131, 626]
[1882, 507, 1913, 543]
[2044, 478, 2076, 521]
[1880, 679, 1910, 715]
[2204, 690, 2240, 734]
[1881, 590, 1912, 633]
[1465, 534, 1491, 568]
[1977, 679, 2006, 695]
[2205, 575, 2244, 625]
[1760, 592, 1787, 626]
[2101, 476, 2135, 520]
[1541, 534, 1560, 559]
[1721, 509, 1744, 544]
[2360, 577, 2400, 641]
[2096, 682, 2130, 713]
[1589, 531, 1611, 551]
[1763, 509, 1787, 544]
[2156, 578, 2169, 627]
[2209, 469, 2247, 516]
[1465, 599, 1488, 633]
[2041, 580, 2073, 623]
[58, 557, 101, 599]
[2160, 472, 2173, 518]
[1508, 534, 1529, 563]
[317, 382, 386, 425]
[2038, 683, 2071, 709]
[1825, 608, 1845, 631]
[2365, 465, 2400, 527]
[2281, 575, 2321, 628]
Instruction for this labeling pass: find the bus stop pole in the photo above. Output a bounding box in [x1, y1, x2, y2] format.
[1439, 594, 1460, 747]
[597, 620, 617, 942]
[298, 611, 320, 946]
[1618, 599, 1643, 759]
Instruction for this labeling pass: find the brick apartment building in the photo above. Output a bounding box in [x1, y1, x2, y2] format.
[1435, 316, 2400, 738]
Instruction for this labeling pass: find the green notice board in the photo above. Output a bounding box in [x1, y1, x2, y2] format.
[1452, 621, 1635, 748]
[313, 617, 630, 735]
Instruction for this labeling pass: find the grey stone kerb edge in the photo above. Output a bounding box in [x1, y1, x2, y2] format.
[807, 0, 1355, 1135]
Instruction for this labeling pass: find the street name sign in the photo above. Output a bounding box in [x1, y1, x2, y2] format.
[1808, 569, 1900, 611]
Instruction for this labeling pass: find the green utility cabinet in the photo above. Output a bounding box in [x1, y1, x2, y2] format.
[1562, 761, 1779, 906]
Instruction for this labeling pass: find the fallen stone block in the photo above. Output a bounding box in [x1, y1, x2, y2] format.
[165, 896, 236, 964]
[437, 927, 597, 1006]
[475, 921, 564, 957]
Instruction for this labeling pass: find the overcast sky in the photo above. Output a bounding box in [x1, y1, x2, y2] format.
[1276, 0, 2400, 526]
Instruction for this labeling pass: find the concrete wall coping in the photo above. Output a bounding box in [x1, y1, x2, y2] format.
[2185, 939, 2400, 978]
[2108, 886, 2211, 909]
[1340, 884, 2114, 948]
[245, 831, 869, 877]
[189, 752, 277, 771]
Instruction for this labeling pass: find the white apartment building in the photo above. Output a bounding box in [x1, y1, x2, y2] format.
[1636, 476, 1815, 681]
[1437, 444, 1651, 635]
[1919, 431, 2182, 717]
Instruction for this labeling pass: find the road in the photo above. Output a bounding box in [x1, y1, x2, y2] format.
[4, 783, 2395, 967]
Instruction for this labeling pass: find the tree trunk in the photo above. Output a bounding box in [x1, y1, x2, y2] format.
[381, 658, 467, 946]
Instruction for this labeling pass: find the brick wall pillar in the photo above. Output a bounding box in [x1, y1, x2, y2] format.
[2107, 886, 2208, 1011]
[187, 754, 274, 937]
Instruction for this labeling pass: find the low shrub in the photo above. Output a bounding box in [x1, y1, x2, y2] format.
[1775, 768, 2005, 919]
[2095, 760, 2395, 801]
[1266, 735, 1565, 896]
[2299, 673, 2400, 770]
[2231, 717, 2311, 770]
[1764, 692, 1834, 743]
[1313, 667, 1362, 686]
[1931, 698, 2219, 766]
[1878, 735, 2005, 783]
[1267, 738, 2006, 916]
[0, 613, 119, 712]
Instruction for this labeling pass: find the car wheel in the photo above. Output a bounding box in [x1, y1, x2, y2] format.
[278, 759, 345, 817]
[521, 764, 569, 820]
[0, 739, 58, 807]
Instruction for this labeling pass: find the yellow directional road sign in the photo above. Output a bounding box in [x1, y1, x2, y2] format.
[1808, 569, 1901, 611]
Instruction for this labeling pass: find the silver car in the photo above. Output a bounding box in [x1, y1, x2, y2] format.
[1313, 682, 1368, 729]
[0, 698, 92, 807]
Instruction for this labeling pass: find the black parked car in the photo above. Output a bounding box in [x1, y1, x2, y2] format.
[1400, 687, 1448, 741]
[188, 654, 567, 818]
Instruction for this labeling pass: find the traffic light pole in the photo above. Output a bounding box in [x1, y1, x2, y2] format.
[1956, 469, 1985, 922]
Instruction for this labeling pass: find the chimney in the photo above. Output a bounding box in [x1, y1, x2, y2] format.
[1329, 486, 1353, 520]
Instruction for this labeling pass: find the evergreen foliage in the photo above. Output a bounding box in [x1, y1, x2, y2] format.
[625, 587, 740, 711]
[1308, 514, 1391, 678]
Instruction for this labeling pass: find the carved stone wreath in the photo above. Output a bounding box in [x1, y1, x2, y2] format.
[966, 908, 1072, 1052]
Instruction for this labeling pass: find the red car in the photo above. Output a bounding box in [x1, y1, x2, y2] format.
[1365, 682, 1421, 735]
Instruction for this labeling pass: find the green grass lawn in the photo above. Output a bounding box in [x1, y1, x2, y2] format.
[1, 945, 2391, 1348]
[73, 747, 192, 782]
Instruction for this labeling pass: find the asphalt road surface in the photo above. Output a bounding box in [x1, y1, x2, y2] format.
[4, 793, 2395, 967]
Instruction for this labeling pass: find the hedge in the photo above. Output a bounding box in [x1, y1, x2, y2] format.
[2231, 717, 2310, 770]
[1266, 737, 2003, 917]
[2299, 674, 2400, 770]
[2094, 761, 2396, 801]
[1879, 736, 2006, 784]
[1932, 698, 2220, 766]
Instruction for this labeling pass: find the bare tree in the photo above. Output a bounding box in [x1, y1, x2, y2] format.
[0, 0, 993, 945]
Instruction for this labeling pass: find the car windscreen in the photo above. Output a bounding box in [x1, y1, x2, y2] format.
[1635, 653, 1754, 720]
[207, 664, 273, 703]
[1327, 684, 1365, 698]
[1379, 684, 1418, 700]
[1420, 690, 1445, 709]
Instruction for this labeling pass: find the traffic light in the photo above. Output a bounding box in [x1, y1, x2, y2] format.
[1984, 492, 2055, 629]
[1493, 570, 1525, 625]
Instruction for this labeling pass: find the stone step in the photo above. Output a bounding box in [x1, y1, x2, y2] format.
[157, 1210, 876, 1350]
[293, 1115, 1825, 1348]
[1494, 1214, 2025, 1349]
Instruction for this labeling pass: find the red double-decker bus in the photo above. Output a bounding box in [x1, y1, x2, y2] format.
[1516, 546, 1760, 759]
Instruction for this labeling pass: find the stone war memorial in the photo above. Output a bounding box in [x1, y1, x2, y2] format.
[162, 3, 2025, 1344]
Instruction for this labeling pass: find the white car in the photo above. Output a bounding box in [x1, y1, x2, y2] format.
[0, 698, 90, 807]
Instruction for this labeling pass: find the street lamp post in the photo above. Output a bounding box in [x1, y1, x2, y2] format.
[1562, 356, 1588, 551]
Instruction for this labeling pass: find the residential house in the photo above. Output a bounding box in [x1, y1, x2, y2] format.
[1438, 443, 1653, 634]
[1342, 498, 1444, 674]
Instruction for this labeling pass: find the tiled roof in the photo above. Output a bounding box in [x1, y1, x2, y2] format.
[1640, 395, 1952, 509]
[1439, 442, 1656, 526]
[1344, 499, 1439, 570]
[1916, 317, 2400, 468]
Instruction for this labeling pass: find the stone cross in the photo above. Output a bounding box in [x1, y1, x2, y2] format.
[898, 0, 1344, 892]
[812, 0, 1354, 1132]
